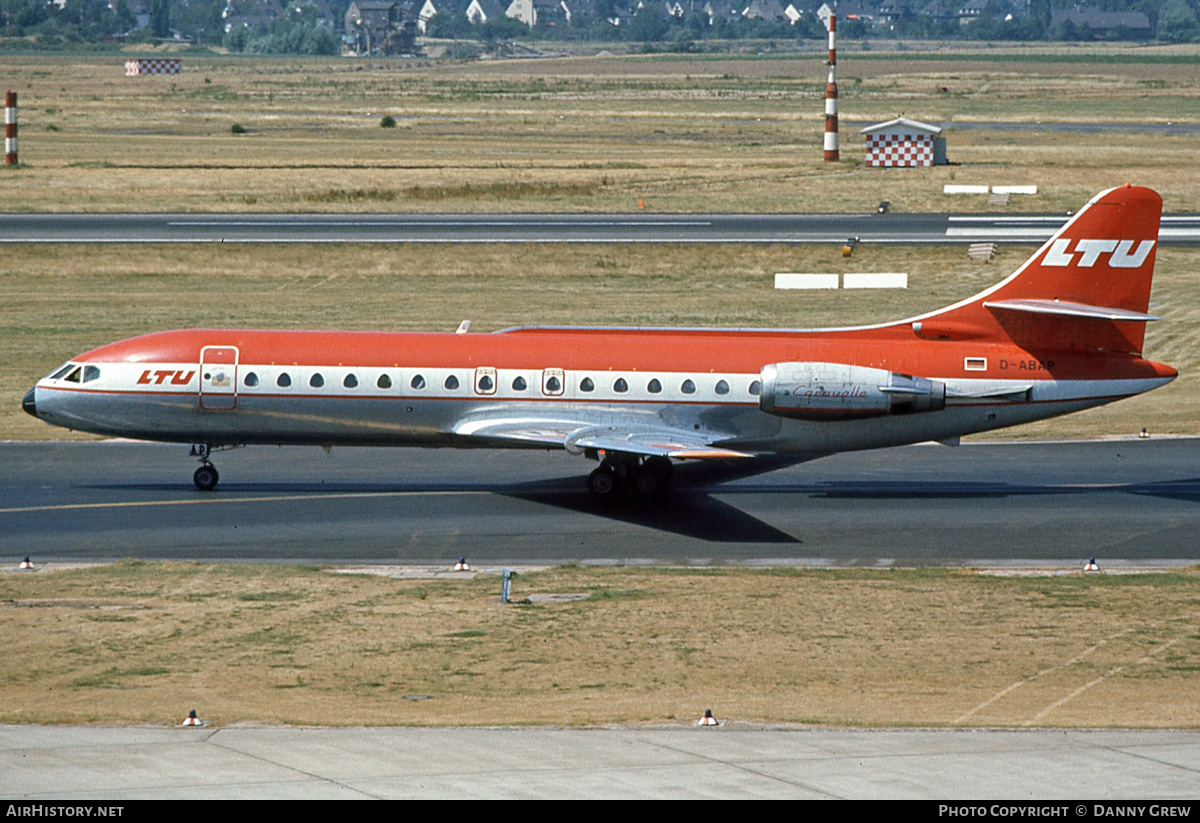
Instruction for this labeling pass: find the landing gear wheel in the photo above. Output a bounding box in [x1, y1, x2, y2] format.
[587, 466, 618, 499]
[632, 468, 666, 499]
[193, 464, 219, 491]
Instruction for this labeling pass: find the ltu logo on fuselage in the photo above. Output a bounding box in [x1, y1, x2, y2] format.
[1042, 238, 1156, 268]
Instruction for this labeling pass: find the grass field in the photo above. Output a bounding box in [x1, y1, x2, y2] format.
[3, 49, 1200, 214]
[2, 562, 1198, 728]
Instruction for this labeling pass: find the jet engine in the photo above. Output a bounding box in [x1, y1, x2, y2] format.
[759, 362, 946, 420]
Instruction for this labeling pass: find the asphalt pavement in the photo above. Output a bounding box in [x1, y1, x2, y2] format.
[4, 438, 1200, 565]
[1, 211, 1198, 245]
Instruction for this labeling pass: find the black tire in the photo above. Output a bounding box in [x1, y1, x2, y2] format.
[193, 464, 219, 491]
[632, 468, 666, 498]
[587, 466, 617, 498]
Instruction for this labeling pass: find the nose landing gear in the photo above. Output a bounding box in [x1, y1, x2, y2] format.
[190, 443, 219, 491]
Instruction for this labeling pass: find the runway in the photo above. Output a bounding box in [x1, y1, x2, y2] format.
[1, 211, 1198, 245]
[3, 438, 1199, 565]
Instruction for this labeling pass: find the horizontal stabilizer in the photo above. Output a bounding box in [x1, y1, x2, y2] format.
[984, 299, 1161, 322]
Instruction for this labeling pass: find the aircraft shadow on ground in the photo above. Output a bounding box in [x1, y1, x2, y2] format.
[503, 485, 801, 544]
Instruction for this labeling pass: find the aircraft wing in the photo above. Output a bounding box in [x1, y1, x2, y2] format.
[453, 416, 753, 460]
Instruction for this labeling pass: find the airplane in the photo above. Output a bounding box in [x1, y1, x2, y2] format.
[23, 184, 1175, 499]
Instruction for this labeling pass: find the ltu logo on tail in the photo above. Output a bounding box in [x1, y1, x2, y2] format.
[1043, 239, 1155, 268]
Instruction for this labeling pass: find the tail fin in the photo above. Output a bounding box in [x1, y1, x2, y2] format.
[914, 184, 1162, 356]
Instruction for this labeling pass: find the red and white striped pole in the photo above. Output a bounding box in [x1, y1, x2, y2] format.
[5, 91, 16, 166]
[824, 14, 839, 162]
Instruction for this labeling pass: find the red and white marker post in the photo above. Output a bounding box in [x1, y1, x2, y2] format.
[5, 91, 17, 166]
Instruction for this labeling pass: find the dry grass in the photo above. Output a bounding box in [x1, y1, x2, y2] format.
[1, 562, 1197, 728]
[3, 52, 1200, 213]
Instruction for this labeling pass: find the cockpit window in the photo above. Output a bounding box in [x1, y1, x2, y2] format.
[82, 366, 101, 383]
[63, 367, 82, 383]
[51, 364, 75, 380]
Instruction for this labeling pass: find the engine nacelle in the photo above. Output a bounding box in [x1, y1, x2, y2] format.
[759, 362, 946, 420]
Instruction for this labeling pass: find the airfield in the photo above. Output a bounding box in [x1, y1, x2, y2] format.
[2, 46, 1200, 798]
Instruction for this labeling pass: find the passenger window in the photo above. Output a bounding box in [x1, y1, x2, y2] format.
[647, 379, 662, 394]
[343, 374, 358, 389]
[681, 379, 695, 394]
[310, 374, 325, 388]
[377, 374, 392, 390]
[580, 377, 594, 392]
[83, 366, 101, 383]
[613, 378, 628, 393]
[715, 380, 730, 395]
[244, 372, 259, 388]
[411, 374, 426, 390]
[277, 373, 292, 388]
[444, 375, 459, 390]
[749, 380, 761, 396]
[545, 376, 561, 392]
[512, 376, 527, 391]
[478, 374, 494, 392]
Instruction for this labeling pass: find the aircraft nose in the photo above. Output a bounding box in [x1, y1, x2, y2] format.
[22, 387, 37, 418]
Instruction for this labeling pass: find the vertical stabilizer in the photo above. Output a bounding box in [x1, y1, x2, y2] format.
[919, 185, 1162, 355]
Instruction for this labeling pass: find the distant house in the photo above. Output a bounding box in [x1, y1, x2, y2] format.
[124, 0, 151, 30]
[417, 0, 461, 31]
[876, 0, 908, 25]
[222, 0, 285, 31]
[703, 0, 739, 24]
[742, 0, 785, 21]
[829, 0, 874, 25]
[955, 0, 987, 25]
[558, 0, 595, 24]
[1050, 8, 1151, 39]
[917, 0, 950, 20]
[466, 0, 504, 22]
[345, 1, 411, 54]
[505, 0, 536, 25]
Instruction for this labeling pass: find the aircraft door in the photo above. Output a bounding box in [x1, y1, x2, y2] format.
[541, 368, 564, 396]
[199, 346, 239, 411]
[474, 367, 497, 395]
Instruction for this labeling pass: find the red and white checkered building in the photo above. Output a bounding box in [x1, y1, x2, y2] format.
[860, 117, 945, 168]
[125, 58, 182, 76]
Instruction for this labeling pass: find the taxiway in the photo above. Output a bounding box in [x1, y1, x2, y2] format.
[3, 438, 1198, 565]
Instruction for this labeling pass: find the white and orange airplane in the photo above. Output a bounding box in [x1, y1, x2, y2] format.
[24, 185, 1175, 498]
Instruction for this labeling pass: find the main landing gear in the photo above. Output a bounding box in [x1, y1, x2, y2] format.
[587, 454, 674, 501]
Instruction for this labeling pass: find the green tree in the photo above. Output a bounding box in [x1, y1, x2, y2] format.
[1157, 0, 1200, 41]
[150, 0, 170, 37]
